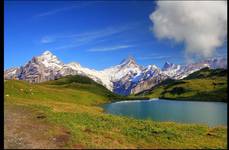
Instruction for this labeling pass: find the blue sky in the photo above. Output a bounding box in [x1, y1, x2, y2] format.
[4, 1, 227, 70]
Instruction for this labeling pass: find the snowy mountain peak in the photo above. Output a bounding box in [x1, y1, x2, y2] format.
[68, 62, 80, 66]
[162, 61, 179, 71]
[163, 61, 172, 69]
[146, 64, 159, 71]
[37, 50, 63, 69]
[39, 50, 60, 61]
[66, 62, 81, 69]
[40, 50, 56, 59]
[120, 56, 136, 66]
[164, 61, 170, 65]
[42, 50, 53, 56]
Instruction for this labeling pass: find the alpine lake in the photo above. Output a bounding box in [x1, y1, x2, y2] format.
[102, 99, 227, 127]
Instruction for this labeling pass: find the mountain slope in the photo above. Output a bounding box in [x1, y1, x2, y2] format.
[5, 75, 147, 107]
[138, 68, 227, 102]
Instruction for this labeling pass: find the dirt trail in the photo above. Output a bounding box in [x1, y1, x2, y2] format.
[4, 104, 71, 149]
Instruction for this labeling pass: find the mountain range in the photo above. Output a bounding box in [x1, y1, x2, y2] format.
[4, 50, 227, 95]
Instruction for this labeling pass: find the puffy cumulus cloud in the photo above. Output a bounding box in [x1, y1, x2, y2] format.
[150, 1, 227, 59]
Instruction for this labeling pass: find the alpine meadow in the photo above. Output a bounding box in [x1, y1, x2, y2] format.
[4, 1, 227, 149]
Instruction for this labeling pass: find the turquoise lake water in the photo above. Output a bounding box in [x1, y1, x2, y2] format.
[102, 99, 227, 126]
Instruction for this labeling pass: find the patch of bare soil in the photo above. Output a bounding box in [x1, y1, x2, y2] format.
[73, 144, 84, 149]
[4, 104, 71, 149]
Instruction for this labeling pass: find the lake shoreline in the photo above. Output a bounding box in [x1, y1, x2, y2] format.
[108, 97, 227, 104]
[159, 97, 227, 103]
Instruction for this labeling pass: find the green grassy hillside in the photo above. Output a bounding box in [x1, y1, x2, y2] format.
[4, 75, 227, 149]
[139, 68, 227, 102]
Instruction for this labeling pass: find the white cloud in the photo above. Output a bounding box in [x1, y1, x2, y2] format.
[40, 26, 130, 44]
[40, 23, 138, 50]
[138, 54, 170, 60]
[36, 6, 79, 17]
[88, 45, 134, 52]
[35, 2, 96, 17]
[40, 36, 55, 44]
[150, 1, 227, 59]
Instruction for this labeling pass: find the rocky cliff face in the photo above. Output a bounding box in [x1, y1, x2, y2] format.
[17, 58, 48, 83]
[130, 65, 168, 94]
[4, 67, 20, 80]
[4, 50, 227, 95]
[11, 51, 63, 83]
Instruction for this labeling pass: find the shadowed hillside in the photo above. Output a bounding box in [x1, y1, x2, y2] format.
[138, 68, 227, 102]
